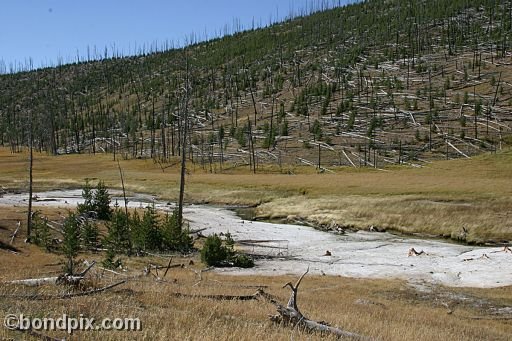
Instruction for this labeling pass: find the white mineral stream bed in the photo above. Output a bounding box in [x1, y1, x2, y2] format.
[1, 189, 511, 288]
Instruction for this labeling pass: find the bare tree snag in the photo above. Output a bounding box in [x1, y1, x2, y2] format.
[26, 110, 34, 242]
[177, 53, 190, 229]
[117, 160, 129, 220]
[263, 269, 372, 340]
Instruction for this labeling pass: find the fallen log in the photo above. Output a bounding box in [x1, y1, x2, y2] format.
[144, 258, 184, 281]
[7, 261, 96, 286]
[469, 316, 512, 320]
[171, 292, 260, 301]
[7, 275, 84, 287]
[1, 280, 126, 300]
[260, 268, 373, 340]
[56, 280, 126, 299]
[189, 227, 208, 234]
[446, 141, 470, 159]
[0, 240, 20, 253]
[342, 148, 357, 168]
[463, 254, 490, 261]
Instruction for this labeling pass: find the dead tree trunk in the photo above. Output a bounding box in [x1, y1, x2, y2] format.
[7, 261, 96, 287]
[177, 55, 190, 229]
[263, 269, 372, 340]
[26, 111, 34, 242]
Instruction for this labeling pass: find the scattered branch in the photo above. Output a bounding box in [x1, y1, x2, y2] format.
[408, 248, 427, 256]
[10, 221, 21, 244]
[1, 280, 126, 300]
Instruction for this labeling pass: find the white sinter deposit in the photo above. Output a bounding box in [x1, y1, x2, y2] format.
[1, 190, 510, 288]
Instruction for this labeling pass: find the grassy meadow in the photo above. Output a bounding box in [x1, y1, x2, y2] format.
[1, 148, 512, 340]
[0, 147, 511, 243]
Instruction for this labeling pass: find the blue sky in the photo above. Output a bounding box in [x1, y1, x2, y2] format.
[1, 0, 354, 71]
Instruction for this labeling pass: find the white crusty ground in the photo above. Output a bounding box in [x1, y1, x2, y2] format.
[1, 190, 511, 288]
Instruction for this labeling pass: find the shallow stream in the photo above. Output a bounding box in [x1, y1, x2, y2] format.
[1, 189, 510, 288]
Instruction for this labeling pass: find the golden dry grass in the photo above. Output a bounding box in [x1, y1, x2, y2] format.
[257, 195, 512, 243]
[1, 147, 511, 243]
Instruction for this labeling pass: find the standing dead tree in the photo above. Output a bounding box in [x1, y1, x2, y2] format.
[26, 110, 34, 242]
[177, 53, 191, 229]
[117, 160, 129, 220]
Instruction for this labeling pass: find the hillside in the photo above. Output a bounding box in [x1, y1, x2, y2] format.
[2, 3, 512, 339]
[1, 0, 512, 170]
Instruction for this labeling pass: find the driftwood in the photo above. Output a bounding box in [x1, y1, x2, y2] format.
[261, 269, 372, 340]
[7, 261, 96, 287]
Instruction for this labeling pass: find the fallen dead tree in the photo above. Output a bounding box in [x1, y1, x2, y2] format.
[463, 254, 490, 261]
[171, 292, 260, 301]
[6, 261, 96, 287]
[1, 280, 126, 301]
[259, 269, 373, 340]
[0, 239, 19, 253]
[143, 258, 185, 281]
[169, 268, 372, 339]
